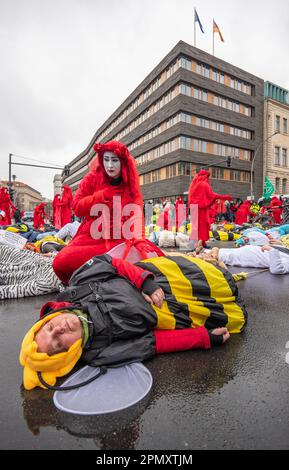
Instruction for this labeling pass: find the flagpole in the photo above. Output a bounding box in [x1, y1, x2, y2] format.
[212, 19, 215, 56]
[194, 9, 196, 47]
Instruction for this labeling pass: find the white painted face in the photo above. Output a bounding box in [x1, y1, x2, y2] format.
[103, 151, 121, 179]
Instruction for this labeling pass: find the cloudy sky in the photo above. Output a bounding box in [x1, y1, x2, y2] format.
[1, 0, 289, 199]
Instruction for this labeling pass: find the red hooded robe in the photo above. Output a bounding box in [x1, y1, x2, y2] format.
[0, 187, 15, 225]
[60, 185, 73, 227]
[52, 194, 62, 229]
[235, 201, 255, 225]
[269, 197, 283, 224]
[33, 203, 47, 229]
[53, 140, 163, 284]
[188, 170, 232, 243]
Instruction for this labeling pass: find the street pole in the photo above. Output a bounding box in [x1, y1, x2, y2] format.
[250, 131, 279, 200]
[8, 153, 12, 192]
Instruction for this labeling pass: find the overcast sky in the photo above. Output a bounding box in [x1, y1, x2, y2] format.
[1, 0, 289, 199]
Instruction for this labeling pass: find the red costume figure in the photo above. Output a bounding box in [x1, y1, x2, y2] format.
[0, 187, 15, 225]
[235, 200, 255, 225]
[175, 196, 186, 230]
[188, 170, 232, 246]
[209, 202, 218, 225]
[33, 203, 47, 229]
[53, 140, 163, 284]
[52, 194, 62, 229]
[269, 197, 283, 224]
[59, 185, 73, 227]
[157, 202, 173, 230]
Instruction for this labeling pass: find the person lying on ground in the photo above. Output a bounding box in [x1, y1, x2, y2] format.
[195, 245, 289, 275]
[20, 252, 247, 390]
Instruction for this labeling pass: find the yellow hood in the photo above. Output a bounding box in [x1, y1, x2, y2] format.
[19, 311, 83, 390]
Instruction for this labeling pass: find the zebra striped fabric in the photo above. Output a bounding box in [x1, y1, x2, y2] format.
[0, 245, 62, 300]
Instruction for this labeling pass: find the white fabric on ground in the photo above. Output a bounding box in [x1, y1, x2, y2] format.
[0, 245, 62, 299]
[219, 245, 289, 274]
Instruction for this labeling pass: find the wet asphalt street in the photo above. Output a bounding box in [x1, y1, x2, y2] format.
[1, 242, 289, 450]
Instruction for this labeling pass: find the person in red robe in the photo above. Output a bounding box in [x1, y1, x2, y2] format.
[52, 140, 163, 284]
[209, 202, 218, 225]
[175, 196, 186, 230]
[60, 185, 73, 227]
[0, 187, 15, 225]
[269, 196, 283, 224]
[188, 170, 232, 247]
[0, 210, 6, 226]
[235, 200, 255, 225]
[33, 203, 48, 229]
[52, 194, 62, 229]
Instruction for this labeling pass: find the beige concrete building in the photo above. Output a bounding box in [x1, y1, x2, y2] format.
[264, 82, 289, 196]
[53, 174, 62, 196]
[0, 180, 43, 212]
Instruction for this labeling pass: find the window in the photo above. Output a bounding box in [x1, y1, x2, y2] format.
[275, 115, 281, 132]
[283, 118, 288, 134]
[204, 65, 210, 78]
[274, 146, 280, 166]
[275, 177, 280, 193]
[282, 148, 287, 167]
[282, 178, 287, 193]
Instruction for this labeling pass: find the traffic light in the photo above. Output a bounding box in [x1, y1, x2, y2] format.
[227, 155, 232, 168]
[9, 188, 15, 201]
[63, 165, 70, 177]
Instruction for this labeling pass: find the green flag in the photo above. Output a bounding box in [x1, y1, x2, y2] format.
[263, 176, 275, 199]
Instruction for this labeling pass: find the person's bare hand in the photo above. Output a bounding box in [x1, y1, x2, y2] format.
[261, 245, 272, 252]
[142, 288, 165, 308]
[269, 239, 281, 245]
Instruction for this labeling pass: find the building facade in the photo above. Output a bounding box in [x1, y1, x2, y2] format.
[63, 41, 264, 202]
[53, 174, 62, 196]
[0, 180, 43, 212]
[264, 81, 289, 196]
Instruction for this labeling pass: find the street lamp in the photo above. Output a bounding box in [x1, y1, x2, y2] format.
[250, 130, 280, 200]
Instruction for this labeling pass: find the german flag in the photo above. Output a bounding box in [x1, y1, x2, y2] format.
[137, 255, 247, 334]
[213, 19, 225, 42]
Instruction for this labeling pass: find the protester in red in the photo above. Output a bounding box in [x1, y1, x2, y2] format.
[209, 202, 218, 225]
[33, 203, 48, 229]
[0, 187, 15, 225]
[60, 185, 73, 227]
[188, 170, 232, 247]
[52, 194, 62, 229]
[53, 140, 163, 284]
[235, 200, 255, 225]
[175, 196, 186, 230]
[269, 196, 283, 224]
[0, 210, 6, 226]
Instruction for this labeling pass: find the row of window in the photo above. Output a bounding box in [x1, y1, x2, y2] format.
[97, 55, 254, 145]
[136, 135, 252, 166]
[179, 83, 252, 116]
[275, 115, 288, 134]
[180, 136, 251, 160]
[181, 113, 252, 139]
[140, 163, 251, 185]
[128, 112, 252, 153]
[179, 56, 253, 95]
[274, 146, 288, 167]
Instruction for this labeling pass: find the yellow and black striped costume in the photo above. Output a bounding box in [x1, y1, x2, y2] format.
[209, 230, 240, 241]
[137, 255, 247, 334]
